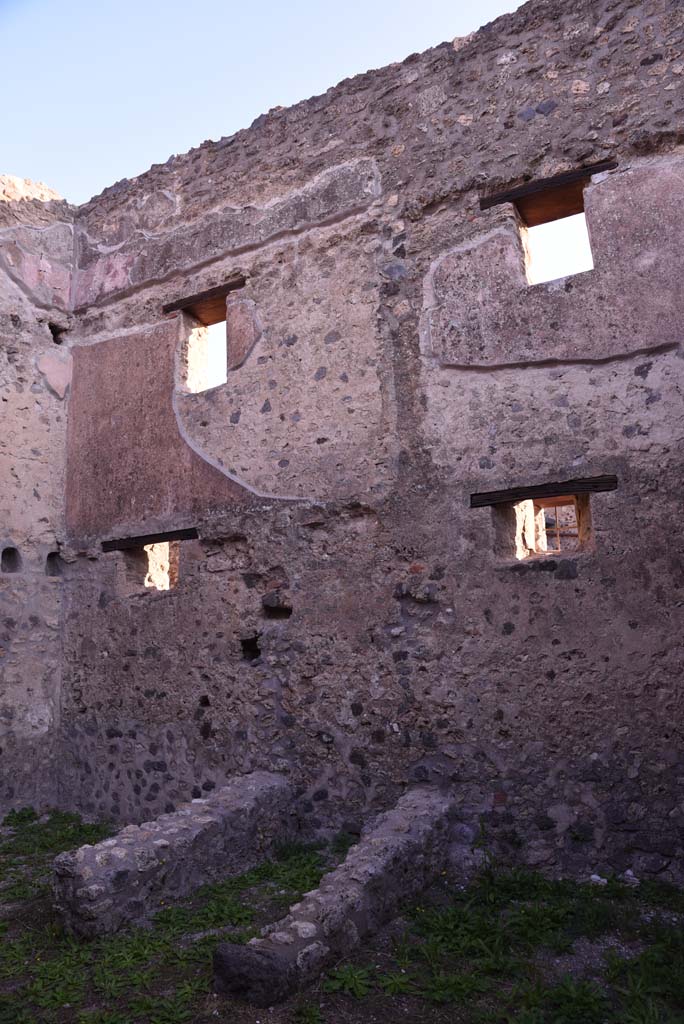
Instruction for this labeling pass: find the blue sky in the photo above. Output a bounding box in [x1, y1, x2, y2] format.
[0, 0, 521, 206]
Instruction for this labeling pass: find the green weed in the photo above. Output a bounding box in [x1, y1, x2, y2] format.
[127, 992, 193, 1023]
[154, 891, 252, 937]
[0, 873, 47, 902]
[294, 1004, 325, 1024]
[378, 970, 416, 995]
[323, 964, 372, 998]
[542, 976, 609, 1024]
[610, 926, 684, 1011]
[638, 880, 684, 915]
[391, 932, 415, 970]
[420, 969, 492, 1004]
[2, 807, 39, 827]
[77, 1011, 133, 1024]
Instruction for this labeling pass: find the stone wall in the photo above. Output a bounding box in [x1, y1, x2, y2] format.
[0, 177, 73, 812]
[58, 0, 684, 878]
[2, 0, 684, 879]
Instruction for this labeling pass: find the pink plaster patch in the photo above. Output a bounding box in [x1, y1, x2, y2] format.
[3, 245, 70, 309]
[36, 349, 73, 400]
[72, 252, 135, 308]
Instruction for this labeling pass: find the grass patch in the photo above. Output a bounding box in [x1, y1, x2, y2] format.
[0, 812, 330, 1023]
[322, 862, 684, 1023]
[323, 965, 373, 998]
[1, 807, 683, 1024]
[1, 808, 113, 856]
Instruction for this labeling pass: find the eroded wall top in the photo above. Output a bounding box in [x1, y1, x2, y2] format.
[74, 0, 682, 293]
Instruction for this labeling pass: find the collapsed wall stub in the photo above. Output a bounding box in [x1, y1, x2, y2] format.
[214, 786, 458, 1005]
[0, 0, 683, 883]
[53, 772, 296, 938]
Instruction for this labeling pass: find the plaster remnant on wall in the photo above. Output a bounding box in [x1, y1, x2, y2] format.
[421, 158, 684, 368]
[0, 223, 73, 310]
[73, 158, 382, 308]
[174, 217, 398, 502]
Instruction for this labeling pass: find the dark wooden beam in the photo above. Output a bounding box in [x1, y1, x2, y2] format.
[162, 277, 247, 325]
[470, 475, 618, 509]
[102, 528, 199, 552]
[479, 161, 618, 226]
[515, 179, 586, 227]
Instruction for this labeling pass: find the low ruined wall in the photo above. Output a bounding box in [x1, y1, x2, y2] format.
[53, 772, 295, 937]
[214, 786, 457, 1004]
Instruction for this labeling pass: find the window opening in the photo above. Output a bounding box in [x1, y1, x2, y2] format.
[143, 541, 180, 590]
[163, 277, 245, 395]
[491, 494, 590, 560]
[522, 212, 594, 286]
[1, 547, 21, 573]
[479, 162, 616, 286]
[185, 320, 227, 393]
[121, 547, 148, 591]
[120, 541, 179, 592]
[471, 476, 617, 562]
[540, 499, 580, 553]
[105, 529, 198, 595]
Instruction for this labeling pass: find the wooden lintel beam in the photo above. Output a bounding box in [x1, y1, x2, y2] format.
[102, 528, 199, 552]
[479, 160, 618, 219]
[470, 475, 618, 509]
[162, 277, 247, 325]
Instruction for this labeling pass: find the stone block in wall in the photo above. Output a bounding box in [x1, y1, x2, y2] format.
[214, 786, 458, 1005]
[53, 771, 295, 938]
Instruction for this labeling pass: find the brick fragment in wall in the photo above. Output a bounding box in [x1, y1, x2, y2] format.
[53, 772, 296, 937]
[214, 786, 458, 1005]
